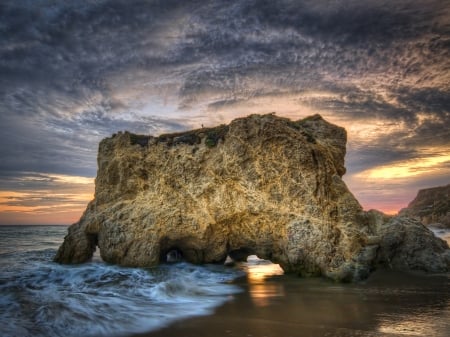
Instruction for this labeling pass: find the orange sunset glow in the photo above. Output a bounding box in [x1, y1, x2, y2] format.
[0, 174, 94, 225]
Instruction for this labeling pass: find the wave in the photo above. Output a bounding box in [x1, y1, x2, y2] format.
[0, 252, 243, 337]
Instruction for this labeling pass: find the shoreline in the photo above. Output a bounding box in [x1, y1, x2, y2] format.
[132, 268, 450, 337]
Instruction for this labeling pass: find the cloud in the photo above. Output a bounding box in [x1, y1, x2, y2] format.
[0, 100, 189, 177]
[0, 0, 449, 218]
[0, 172, 95, 224]
[356, 154, 450, 180]
[2, 0, 448, 125]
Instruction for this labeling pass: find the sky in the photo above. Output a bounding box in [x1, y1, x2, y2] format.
[0, 0, 449, 225]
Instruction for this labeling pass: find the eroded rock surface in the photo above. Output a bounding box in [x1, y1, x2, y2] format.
[55, 114, 450, 281]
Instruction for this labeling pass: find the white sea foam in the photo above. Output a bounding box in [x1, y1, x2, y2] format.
[0, 226, 243, 337]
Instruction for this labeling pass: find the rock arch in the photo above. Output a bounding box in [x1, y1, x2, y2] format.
[55, 114, 450, 281]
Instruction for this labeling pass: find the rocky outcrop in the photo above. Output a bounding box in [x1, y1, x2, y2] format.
[365, 210, 449, 272]
[400, 184, 450, 228]
[55, 114, 450, 281]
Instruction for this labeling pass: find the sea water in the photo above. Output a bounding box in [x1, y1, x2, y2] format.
[2, 225, 450, 337]
[0, 225, 243, 337]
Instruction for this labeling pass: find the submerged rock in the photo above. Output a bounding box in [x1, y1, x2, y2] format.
[54, 114, 450, 281]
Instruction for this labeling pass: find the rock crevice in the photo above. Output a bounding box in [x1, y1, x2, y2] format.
[55, 114, 449, 281]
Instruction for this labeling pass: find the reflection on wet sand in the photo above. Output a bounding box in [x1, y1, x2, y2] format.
[235, 257, 450, 337]
[375, 297, 450, 337]
[137, 261, 450, 337]
[241, 255, 285, 307]
[378, 313, 440, 336]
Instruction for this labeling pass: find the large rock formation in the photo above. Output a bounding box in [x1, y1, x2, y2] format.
[400, 184, 450, 228]
[55, 114, 450, 281]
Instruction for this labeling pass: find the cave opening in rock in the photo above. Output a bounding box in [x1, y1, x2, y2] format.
[87, 233, 103, 262]
[158, 236, 205, 264]
[165, 248, 184, 263]
[228, 247, 254, 262]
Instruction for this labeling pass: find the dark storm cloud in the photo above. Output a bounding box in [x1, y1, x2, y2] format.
[174, 0, 449, 161]
[201, 0, 422, 46]
[0, 0, 449, 190]
[0, 0, 190, 106]
[0, 0, 201, 182]
[0, 108, 187, 178]
[179, 1, 447, 73]
[395, 87, 450, 116]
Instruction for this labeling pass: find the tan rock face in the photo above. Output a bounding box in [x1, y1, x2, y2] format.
[54, 114, 449, 281]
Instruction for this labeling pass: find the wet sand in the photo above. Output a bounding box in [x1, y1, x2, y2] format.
[133, 264, 450, 337]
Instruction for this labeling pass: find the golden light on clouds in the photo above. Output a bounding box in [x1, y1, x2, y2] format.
[12, 172, 93, 185]
[357, 153, 450, 180]
[0, 191, 94, 213]
[0, 173, 94, 225]
[45, 174, 94, 185]
[345, 147, 450, 215]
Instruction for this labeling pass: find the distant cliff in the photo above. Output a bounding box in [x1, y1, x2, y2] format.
[400, 184, 450, 228]
[55, 114, 449, 281]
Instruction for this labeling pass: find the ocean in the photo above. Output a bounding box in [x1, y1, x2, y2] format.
[1, 225, 450, 337]
[0, 225, 243, 337]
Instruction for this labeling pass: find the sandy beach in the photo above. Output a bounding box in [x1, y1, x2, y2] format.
[134, 265, 450, 337]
